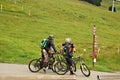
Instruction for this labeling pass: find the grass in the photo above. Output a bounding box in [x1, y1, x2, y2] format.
[0, 0, 120, 72]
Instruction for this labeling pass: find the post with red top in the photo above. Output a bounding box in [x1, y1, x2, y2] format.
[90, 25, 98, 67]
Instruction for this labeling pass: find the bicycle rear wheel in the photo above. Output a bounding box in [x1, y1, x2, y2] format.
[54, 61, 68, 75]
[28, 58, 42, 72]
[80, 63, 90, 77]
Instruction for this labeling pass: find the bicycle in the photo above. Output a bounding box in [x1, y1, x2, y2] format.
[54, 54, 91, 77]
[28, 53, 56, 73]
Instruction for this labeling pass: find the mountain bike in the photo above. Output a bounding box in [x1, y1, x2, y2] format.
[54, 54, 91, 77]
[28, 53, 56, 73]
[28, 45, 64, 73]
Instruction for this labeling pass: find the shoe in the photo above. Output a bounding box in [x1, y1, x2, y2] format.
[70, 70, 76, 75]
[70, 72, 75, 75]
[70, 73, 76, 75]
[48, 65, 52, 69]
[70, 71, 74, 75]
[43, 68, 46, 73]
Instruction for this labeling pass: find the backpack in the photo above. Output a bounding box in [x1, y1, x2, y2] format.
[40, 38, 49, 49]
[64, 44, 73, 57]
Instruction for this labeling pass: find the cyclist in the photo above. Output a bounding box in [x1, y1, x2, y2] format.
[62, 38, 76, 75]
[40, 35, 57, 72]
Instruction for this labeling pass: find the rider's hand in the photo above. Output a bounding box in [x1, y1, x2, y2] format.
[73, 48, 76, 53]
[62, 52, 66, 55]
[53, 51, 58, 55]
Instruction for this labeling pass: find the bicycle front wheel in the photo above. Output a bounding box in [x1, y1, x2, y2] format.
[72, 62, 77, 72]
[51, 61, 57, 72]
[28, 59, 42, 72]
[80, 63, 90, 77]
[54, 61, 68, 75]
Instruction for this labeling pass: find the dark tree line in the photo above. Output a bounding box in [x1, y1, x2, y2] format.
[83, 0, 102, 6]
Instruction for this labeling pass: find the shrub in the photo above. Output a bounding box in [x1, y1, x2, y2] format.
[83, 0, 102, 6]
[109, 5, 116, 12]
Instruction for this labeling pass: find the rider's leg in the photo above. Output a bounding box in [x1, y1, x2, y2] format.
[65, 58, 73, 74]
[42, 49, 49, 72]
[68, 58, 75, 75]
[47, 50, 53, 69]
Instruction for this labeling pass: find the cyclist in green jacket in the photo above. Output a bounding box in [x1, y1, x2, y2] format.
[40, 35, 57, 72]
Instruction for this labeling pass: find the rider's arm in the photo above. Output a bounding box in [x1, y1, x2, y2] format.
[50, 40, 57, 53]
[72, 44, 76, 53]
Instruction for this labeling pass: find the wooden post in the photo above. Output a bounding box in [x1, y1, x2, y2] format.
[14, 0, 16, 4]
[1, 4, 2, 12]
[0, 4, 3, 12]
[118, 46, 120, 55]
[112, 0, 115, 12]
[92, 25, 98, 67]
[21, 5, 23, 11]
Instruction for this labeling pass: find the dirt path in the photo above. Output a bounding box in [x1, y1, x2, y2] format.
[0, 63, 119, 80]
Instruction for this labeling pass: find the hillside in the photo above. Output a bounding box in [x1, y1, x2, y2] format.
[0, 0, 120, 72]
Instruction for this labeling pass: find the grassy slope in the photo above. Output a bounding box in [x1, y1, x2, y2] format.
[0, 0, 120, 72]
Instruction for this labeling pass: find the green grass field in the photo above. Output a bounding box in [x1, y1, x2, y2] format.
[0, 0, 120, 72]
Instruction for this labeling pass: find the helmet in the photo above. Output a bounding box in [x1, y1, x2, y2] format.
[49, 35, 54, 40]
[65, 38, 72, 44]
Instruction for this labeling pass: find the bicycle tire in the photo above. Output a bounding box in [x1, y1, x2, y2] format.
[28, 59, 42, 72]
[80, 63, 90, 77]
[51, 61, 57, 72]
[54, 60, 68, 75]
[72, 62, 77, 72]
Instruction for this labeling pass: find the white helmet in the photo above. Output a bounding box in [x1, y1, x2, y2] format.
[65, 38, 72, 44]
